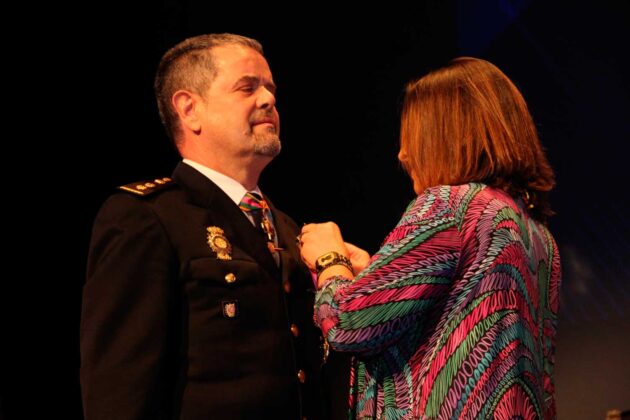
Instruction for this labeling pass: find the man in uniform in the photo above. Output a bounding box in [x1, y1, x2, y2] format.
[80, 33, 339, 419]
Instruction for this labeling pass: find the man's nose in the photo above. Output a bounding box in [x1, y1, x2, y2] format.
[257, 87, 276, 109]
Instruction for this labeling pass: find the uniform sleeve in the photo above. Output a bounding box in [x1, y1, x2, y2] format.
[314, 186, 461, 356]
[80, 194, 177, 419]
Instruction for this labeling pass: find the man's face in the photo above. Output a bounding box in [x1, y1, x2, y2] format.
[197, 45, 281, 160]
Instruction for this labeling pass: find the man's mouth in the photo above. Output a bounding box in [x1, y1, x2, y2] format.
[252, 118, 275, 126]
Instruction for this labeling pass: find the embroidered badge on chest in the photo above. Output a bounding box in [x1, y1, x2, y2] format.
[206, 226, 232, 260]
[222, 300, 239, 319]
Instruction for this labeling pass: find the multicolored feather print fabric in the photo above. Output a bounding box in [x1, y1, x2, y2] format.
[314, 184, 561, 419]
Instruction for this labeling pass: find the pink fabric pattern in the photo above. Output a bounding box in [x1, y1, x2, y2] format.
[315, 184, 561, 419]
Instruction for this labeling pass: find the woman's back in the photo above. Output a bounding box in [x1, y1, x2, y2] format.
[317, 183, 561, 419]
[415, 183, 561, 419]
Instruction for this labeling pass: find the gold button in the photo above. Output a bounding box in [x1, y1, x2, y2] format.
[290, 324, 299, 337]
[224, 273, 236, 284]
[297, 369, 306, 383]
[283, 281, 291, 293]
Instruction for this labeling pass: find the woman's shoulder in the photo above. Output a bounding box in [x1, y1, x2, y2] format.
[410, 183, 520, 223]
[403, 183, 520, 217]
[415, 182, 491, 208]
[401, 183, 479, 222]
[433, 183, 516, 206]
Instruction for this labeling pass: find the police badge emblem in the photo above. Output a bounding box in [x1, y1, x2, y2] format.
[206, 226, 232, 260]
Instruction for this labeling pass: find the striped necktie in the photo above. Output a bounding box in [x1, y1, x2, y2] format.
[239, 192, 279, 255]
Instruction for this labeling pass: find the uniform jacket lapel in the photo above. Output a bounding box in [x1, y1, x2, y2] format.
[266, 197, 315, 292]
[172, 162, 279, 277]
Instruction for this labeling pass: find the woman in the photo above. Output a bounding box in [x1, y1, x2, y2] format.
[300, 57, 561, 419]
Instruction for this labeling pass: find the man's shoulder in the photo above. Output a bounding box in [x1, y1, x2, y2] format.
[95, 176, 182, 221]
[117, 177, 177, 197]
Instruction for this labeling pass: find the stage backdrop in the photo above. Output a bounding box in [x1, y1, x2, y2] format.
[14, 1, 627, 419]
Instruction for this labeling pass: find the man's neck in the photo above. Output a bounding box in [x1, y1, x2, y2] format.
[182, 156, 265, 191]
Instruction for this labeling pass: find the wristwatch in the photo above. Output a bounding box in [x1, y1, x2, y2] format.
[315, 251, 353, 278]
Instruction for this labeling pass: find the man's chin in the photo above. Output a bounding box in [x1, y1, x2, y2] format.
[253, 135, 281, 157]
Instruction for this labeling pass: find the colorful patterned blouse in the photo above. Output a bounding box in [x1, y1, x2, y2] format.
[315, 184, 561, 419]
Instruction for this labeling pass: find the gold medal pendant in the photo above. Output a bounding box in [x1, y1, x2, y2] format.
[267, 241, 284, 253]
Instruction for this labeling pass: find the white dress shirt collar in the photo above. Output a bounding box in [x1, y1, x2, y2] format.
[182, 159, 262, 205]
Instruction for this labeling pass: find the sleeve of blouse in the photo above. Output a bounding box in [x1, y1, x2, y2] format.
[314, 186, 462, 356]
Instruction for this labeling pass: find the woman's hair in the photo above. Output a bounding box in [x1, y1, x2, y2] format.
[400, 57, 555, 221]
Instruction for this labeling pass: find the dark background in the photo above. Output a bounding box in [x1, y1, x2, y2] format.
[7, 1, 628, 418]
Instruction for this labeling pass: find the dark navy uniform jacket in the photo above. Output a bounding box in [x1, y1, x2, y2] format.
[80, 162, 344, 419]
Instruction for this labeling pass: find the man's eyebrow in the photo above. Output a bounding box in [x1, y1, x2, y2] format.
[233, 75, 276, 93]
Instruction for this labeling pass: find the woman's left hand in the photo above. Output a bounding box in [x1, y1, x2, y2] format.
[299, 222, 348, 270]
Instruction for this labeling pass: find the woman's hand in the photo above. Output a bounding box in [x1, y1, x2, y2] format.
[299, 222, 348, 270]
[344, 242, 371, 274]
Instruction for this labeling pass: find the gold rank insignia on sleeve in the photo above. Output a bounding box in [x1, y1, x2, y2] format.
[118, 177, 174, 196]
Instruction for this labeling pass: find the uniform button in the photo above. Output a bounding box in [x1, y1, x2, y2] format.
[290, 324, 299, 337]
[283, 280, 291, 293]
[297, 369, 306, 383]
[224, 273, 236, 283]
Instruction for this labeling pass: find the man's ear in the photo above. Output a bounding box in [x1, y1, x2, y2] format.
[172, 90, 202, 134]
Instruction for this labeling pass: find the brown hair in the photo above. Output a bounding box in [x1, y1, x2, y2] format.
[154, 33, 264, 145]
[400, 57, 555, 221]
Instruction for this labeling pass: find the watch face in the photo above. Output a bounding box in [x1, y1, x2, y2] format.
[317, 252, 335, 265]
[314, 251, 352, 277]
[316, 252, 340, 272]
